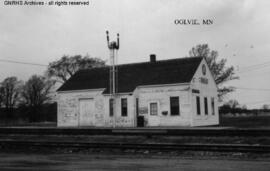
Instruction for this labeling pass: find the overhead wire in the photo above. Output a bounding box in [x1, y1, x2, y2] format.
[0, 59, 48, 67]
[234, 87, 270, 91]
[242, 99, 270, 105]
[237, 61, 270, 73]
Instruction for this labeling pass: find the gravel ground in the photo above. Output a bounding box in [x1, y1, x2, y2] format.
[1, 142, 270, 160]
[0, 134, 270, 145]
[1, 134, 269, 161]
[0, 152, 269, 171]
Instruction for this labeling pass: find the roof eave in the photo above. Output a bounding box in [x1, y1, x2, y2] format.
[57, 88, 106, 94]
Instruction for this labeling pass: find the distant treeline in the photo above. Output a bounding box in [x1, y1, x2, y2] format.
[219, 105, 270, 115]
[0, 103, 56, 124]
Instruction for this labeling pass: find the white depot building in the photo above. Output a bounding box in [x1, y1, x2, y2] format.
[57, 55, 219, 127]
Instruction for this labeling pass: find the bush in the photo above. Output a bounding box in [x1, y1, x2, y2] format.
[0, 102, 57, 125]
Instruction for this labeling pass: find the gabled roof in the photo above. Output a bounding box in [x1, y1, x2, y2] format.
[57, 57, 203, 93]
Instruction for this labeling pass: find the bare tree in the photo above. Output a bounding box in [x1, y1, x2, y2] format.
[0, 87, 4, 108]
[262, 104, 270, 110]
[0, 77, 22, 115]
[226, 99, 240, 109]
[21, 75, 54, 121]
[47, 54, 106, 83]
[189, 44, 238, 99]
[241, 104, 247, 110]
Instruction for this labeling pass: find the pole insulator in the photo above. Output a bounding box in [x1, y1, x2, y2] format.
[117, 33, 120, 49]
[106, 30, 110, 48]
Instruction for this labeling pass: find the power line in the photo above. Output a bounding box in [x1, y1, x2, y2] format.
[238, 64, 270, 73]
[240, 68, 270, 74]
[235, 87, 270, 91]
[242, 99, 270, 105]
[0, 59, 48, 67]
[238, 61, 270, 73]
[241, 61, 270, 70]
[239, 67, 270, 74]
[239, 70, 270, 78]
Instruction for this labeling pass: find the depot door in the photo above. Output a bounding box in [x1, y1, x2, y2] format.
[148, 102, 160, 126]
[79, 99, 95, 126]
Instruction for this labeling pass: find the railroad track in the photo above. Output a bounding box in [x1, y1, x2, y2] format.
[0, 127, 270, 136]
[0, 140, 269, 153]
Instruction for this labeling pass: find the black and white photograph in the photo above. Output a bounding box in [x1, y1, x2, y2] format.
[0, 0, 270, 170]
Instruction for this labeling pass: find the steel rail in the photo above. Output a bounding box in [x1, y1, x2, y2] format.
[0, 140, 269, 153]
[0, 128, 269, 136]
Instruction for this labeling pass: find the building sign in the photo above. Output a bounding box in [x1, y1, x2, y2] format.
[139, 107, 148, 114]
[202, 64, 206, 75]
[200, 77, 208, 84]
[162, 111, 168, 115]
[192, 89, 200, 94]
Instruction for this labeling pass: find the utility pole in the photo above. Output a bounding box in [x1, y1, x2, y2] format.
[106, 30, 119, 128]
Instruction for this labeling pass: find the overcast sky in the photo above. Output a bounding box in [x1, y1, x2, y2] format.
[0, 0, 270, 108]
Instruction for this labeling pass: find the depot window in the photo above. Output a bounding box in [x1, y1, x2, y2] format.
[196, 96, 201, 115]
[204, 97, 208, 115]
[170, 97, 180, 115]
[121, 98, 128, 117]
[109, 98, 114, 117]
[150, 102, 158, 115]
[211, 97, 215, 115]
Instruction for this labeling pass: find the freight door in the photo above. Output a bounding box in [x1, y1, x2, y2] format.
[79, 99, 95, 126]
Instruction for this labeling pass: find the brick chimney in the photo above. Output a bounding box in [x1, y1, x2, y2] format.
[150, 54, 156, 62]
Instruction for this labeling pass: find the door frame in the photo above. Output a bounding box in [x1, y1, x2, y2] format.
[78, 98, 94, 127]
[135, 98, 140, 127]
[148, 101, 160, 126]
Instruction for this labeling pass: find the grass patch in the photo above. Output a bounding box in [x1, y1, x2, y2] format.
[220, 114, 270, 128]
